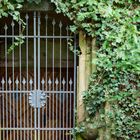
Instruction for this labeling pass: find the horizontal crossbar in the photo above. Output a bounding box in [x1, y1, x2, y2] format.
[0, 90, 74, 93]
[0, 128, 73, 131]
[0, 35, 74, 39]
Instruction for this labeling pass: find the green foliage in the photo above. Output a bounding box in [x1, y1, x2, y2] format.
[0, 0, 42, 53]
[0, 0, 22, 20]
[0, 0, 26, 53]
[0, 0, 43, 21]
[83, 70, 140, 139]
[51, 0, 140, 139]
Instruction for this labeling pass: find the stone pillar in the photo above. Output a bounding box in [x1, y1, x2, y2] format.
[77, 31, 97, 140]
[77, 34, 86, 123]
[77, 31, 96, 123]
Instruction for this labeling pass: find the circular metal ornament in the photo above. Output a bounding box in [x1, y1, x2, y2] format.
[29, 90, 47, 108]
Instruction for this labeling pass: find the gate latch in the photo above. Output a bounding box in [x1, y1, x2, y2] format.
[29, 90, 48, 108]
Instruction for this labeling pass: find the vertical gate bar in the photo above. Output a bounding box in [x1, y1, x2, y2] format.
[37, 12, 41, 90]
[34, 12, 37, 91]
[11, 20, 16, 140]
[4, 24, 8, 140]
[45, 15, 48, 121]
[73, 34, 77, 139]
[45, 14, 48, 133]
[11, 20, 15, 91]
[66, 26, 69, 140]
[33, 11, 37, 140]
[15, 77, 19, 140]
[13, 83, 15, 140]
[52, 19, 55, 91]
[13, 89, 15, 140]
[10, 90, 11, 140]
[29, 78, 33, 140]
[8, 78, 12, 140]
[4, 24, 8, 92]
[59, 21, 62, 140]
[55, 78, 58, 140]
[48, 78, 52, 139]
[69, 79, 72, 139]
[52, 18, 56, 140]
[22, 78, 26, 140]
[25, 13, 29, 140]
[45, 14, 48, 116]
[37, 11, 41, 140]
[62, 78, 66, 140]
[41, 78, 45, 140]
[10, 21, 15, 139]
[19, 20, 22, 140]
[2, 78, 5, 139]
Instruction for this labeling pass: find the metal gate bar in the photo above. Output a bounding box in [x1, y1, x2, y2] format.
[25, 13, 29, 140]
[0, 11, 77, 140]
[33, 11, 36, 140]
[37, 12, 41, 140]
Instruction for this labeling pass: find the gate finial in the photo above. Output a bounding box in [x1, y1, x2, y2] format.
[29, 78, 33, 85]
[55, 78, 59, 85]
[11, 20, 15, 27]
[69, 78, 73, 85]
[41, 78, 45, 85]
[8, 78, 12, 85]
[45, 14, 48, 20]
[52, 19, 56, 26]
[25, 13, 29, 20]
[48, 78, 52, 85]
[15, 77, 19, 85]
[59, 21, 62, 28]
[4, 24, 8, 30]
[22, 78, 26, 85]
[1, 78, 5, 85]
[62, 78, 66, 85]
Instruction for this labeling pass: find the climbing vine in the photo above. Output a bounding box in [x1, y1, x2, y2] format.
[0, 0, 140, 139]
[51, 0, 140, 139]
[0, 0, 43, 53]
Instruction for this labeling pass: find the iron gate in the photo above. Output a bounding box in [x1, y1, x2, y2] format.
[0, 11, 77, 140]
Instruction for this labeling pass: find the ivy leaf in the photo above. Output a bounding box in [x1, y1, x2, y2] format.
[16, 0, 24, 3]
[16, 4, 23, 9]
[7, 3, 14, 10]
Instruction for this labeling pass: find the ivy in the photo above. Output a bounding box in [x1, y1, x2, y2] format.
[0, 0, 43, 53]
[51, 0, 140, 139]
